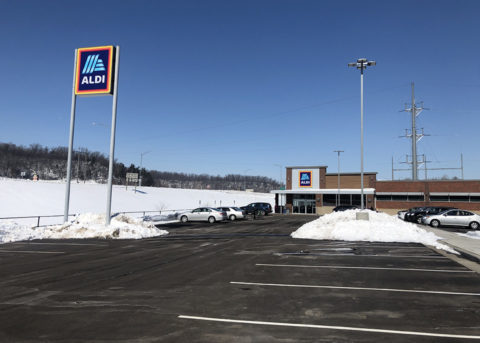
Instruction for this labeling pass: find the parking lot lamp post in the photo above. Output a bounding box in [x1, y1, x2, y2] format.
[348, 58, 375, 210]
[274, 164, 284, 213]
[334, 150, 344, 206]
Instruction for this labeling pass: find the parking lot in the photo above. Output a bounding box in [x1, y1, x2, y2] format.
[0, 215, 479, 342]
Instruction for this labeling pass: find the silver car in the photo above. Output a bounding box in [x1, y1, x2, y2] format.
[178, 207, 226, 223]
[218, 207, 246, 221]
[422, 209, 480, 230]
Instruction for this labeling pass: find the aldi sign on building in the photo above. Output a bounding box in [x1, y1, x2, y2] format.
[75, 46, 115, 96]
[299, 171, 312, 187]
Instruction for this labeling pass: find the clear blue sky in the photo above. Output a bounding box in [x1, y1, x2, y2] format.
[1, 0, 479, 182]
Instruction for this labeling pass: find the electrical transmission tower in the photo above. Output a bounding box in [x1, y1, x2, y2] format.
[399, 82, 429, 180]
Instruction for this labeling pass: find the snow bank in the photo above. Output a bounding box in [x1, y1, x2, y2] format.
[291, 210, 457, 253]
[457, 231, 480, 240]
[0, 213, 168, 243]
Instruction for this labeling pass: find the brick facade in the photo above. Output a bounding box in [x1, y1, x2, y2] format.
[325, 173, 376, 189]
[286, 168, 292, 190]
[376, 180, 480, 211]
[278, 166, 480, 213]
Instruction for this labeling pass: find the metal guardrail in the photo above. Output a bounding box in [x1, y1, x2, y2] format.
[0, 214, 77, 228]
[0, 209, 192, 228]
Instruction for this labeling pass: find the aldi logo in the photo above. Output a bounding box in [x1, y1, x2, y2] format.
[75, 46, 115, 96]
[299, 171, 312, 187]
[82, 54, 106, 74]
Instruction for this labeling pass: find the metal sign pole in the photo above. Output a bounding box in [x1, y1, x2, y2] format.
[64, 49, 78, 223]
[360, 68, 364, 210]
[106, 46, 120, 225]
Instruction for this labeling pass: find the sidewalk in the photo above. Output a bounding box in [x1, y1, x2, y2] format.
[423, 226, 480, 262]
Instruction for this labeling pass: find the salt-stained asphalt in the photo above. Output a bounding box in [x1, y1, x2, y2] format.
[0, 215, 479, 342]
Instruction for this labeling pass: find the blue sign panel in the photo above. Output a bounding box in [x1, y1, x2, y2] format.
[75, 46, 114, 96]
[299, 171, 312, 187]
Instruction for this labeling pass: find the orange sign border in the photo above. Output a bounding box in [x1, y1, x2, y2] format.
[75, 46, 114, 95]
[298, 170, 313, 188]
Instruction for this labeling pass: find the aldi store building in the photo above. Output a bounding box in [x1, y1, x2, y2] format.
[272, 165, 480, 215]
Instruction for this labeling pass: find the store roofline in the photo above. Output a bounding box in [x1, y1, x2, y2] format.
[286, 166, 328, 169]
[271, 188, 375, 195]
[325, 172, 378, 176]
[377, 179, 480, 182]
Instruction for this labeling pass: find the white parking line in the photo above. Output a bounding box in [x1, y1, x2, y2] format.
[256, 263, 474, 273]
[13, 242, 107, 246]
[276, 253, 447, 259]
[230, 281, 480, 296]
[178, 315, 480, 339]
[312, 246, 430, 250]
[0, 250, 65, 254]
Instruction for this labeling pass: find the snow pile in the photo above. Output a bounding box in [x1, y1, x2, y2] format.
[291, 210, 457, 253]
[457, 231, 480, 240]
[0, 213, 168, 243]
[0, 222, 43, 243]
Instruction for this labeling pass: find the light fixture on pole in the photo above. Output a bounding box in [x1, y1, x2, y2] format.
[139, 151, 151, 187]
[333, 150, 344, 206]
[348, 58, 375, 210]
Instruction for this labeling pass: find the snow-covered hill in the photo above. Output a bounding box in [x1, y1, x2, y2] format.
[0, 178, 274, 223]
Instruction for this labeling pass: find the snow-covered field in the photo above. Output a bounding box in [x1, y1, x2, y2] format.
[0, 178, 274, 219]
[0, 178, 274, 243]
[291, 210, 458, 253]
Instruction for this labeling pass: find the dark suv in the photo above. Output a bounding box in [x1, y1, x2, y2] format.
[333, 205, 358, 212]
[404, 207, 427, 222]
[241, 202, 272, 216]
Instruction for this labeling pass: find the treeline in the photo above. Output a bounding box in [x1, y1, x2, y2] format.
[0, 142, 283, 192]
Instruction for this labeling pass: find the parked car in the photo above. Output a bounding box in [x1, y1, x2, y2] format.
[217, 207, 246, 221]
[410, 206, 456, 224]
[240, 202, 272, 216]
[333, 205, 358, 212]
[397, 208, 419, 220]
[422, 209, 480, 230]
[176, 207, 227, 223]
[404, 207, 427, 222]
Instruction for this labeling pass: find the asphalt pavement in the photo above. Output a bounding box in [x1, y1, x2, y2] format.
[0, 215, 479, 342]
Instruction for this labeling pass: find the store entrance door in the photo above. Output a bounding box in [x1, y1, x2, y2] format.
[293, 199, 316, 214]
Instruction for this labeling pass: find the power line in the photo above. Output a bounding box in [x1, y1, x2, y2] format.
[398, 82, 429, 180]
[132, 83, 411, 144]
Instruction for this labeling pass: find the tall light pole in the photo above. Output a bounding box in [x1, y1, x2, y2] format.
[139, 151, 151, 187]
[348, 58, 375, 209]
[334, 150, 344, 206]
[274, 164, 284, 214]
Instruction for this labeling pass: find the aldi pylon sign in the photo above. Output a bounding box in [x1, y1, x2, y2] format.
[65, 45, 120, 226]
[75, 46, 115, 95]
